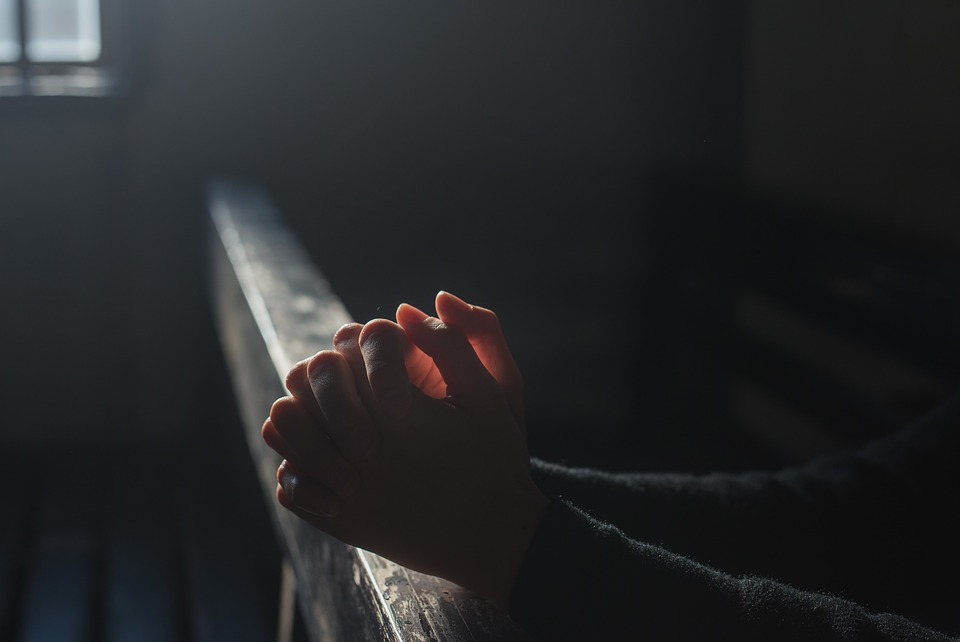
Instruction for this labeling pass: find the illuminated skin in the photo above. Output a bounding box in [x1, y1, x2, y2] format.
[261, 292, 548, 606]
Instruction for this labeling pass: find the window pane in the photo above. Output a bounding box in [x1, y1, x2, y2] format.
[0, 0, 20, 63]
[25, 0, 100, 62]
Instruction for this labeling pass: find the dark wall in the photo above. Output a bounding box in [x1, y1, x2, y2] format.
[742, 2, 960, 247]
[2, 1, 954, 470]
[0, 0, 748, 459]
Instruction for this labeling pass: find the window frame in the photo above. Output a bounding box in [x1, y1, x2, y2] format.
[1, 0, 127, 98]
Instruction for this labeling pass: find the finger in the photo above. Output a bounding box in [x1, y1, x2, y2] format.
[278, 463, 342, 517]
[395, 303, 501, 412]
[333, 323, 375, 409]
[285, 357, 325, 424]
[369, 312, 447, 400]
[262, 417, 297, 462]
[434, 291, 523, 392]
[358, 319, 412, 422]
[434, 291, 525, 423]
[307, 351, 378, 461]
[268, 396, 360, 497]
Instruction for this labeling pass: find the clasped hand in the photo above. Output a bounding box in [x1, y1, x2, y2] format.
[262, 291, 548, 605]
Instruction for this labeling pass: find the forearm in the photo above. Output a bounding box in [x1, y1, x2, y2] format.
[529, 392, 960, 597]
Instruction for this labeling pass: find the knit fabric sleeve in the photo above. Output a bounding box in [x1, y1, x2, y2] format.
[527, 389, 960, 612]
[508, 498, 958, 641]
[512, 389, 960, 638]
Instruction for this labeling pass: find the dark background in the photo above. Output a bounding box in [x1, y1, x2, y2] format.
[2, 0, 958, 467]
[1, 3, 959, 639]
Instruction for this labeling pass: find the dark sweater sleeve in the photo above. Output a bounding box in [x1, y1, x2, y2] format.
[528, 389, 960, 613]
[508, 498, 959, 641]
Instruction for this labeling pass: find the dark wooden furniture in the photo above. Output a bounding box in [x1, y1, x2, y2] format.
[207, 178, 526, 642]
[206, 171, 960, 639]
[639, 172, 960, 471]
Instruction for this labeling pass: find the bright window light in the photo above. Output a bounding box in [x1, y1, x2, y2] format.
[0, 0, 20, 63]
[25, 0, 101, 63]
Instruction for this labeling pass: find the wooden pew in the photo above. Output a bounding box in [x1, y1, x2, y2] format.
[639, 171, 960, 469]
[207, 178, 526, 642]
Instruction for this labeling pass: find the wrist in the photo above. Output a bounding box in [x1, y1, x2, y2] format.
[467, 483, 550, 607]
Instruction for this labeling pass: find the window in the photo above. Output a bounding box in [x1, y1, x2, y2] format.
[0, 0, 121, 97]
[0, 0, 23, 64]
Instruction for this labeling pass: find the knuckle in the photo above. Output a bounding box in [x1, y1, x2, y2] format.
[276, 483, 290, 506]
[333, 323, 362, 348]
[359, 319, 398, 346]
[269, 396, 301, 423]
[308, 350, 342, 381]
[260, 418, 274, 441]
[285, 359, 310, 393]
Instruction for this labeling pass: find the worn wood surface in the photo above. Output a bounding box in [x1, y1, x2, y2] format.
[207, 178, 527, 642]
